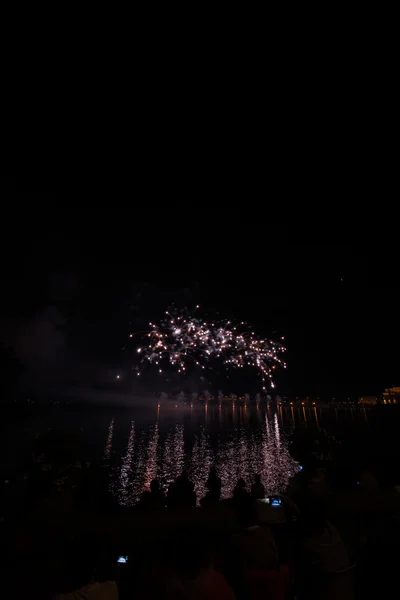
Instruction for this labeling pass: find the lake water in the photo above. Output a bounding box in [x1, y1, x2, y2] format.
[4, 402, 376, 506]
[100, 403, 372, 506]
[104, 405, 301, 506]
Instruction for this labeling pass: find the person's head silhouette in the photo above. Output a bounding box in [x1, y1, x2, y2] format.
[150, 479, 160, 493]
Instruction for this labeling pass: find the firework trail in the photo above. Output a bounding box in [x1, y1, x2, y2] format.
[131, 306, 286, 391]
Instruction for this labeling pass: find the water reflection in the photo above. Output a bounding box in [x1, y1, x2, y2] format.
[107, 405, 370, 505]
[108, 407, 299, 506]
[190, 428, 212, 501]
[144, 423, 159, 489]
[129, 431, 147, 504]
[162, 424, 184, 487]
[119, 421, 134, 506]
[104, 418, 114, 460]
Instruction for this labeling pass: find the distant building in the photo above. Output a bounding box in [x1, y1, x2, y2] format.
[358, 396, 377, 405]
[382, 387, 400, 404]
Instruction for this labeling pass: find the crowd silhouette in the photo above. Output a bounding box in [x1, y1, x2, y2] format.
[138, 468, 268, 511]
[128, 467, 355, 598]
[138, 479, 166, 509]
[10, 462, 365, 598]
[52, 466, 356, 599]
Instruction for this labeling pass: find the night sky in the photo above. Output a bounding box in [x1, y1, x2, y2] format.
[1, 180, 398, 399]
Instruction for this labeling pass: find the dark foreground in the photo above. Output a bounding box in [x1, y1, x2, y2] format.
[2, 404, 400, 598]
[2, 476, 400, 599]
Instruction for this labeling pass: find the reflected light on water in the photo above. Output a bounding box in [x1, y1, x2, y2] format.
[104, 418, 114, 460]
[274, 413, 281, 449]
[162, 424, 184, 488]
[190, 428, 212, 501]
[119, 421, 134, 506]
[108, 407, 299, 506]
[144, 424, 159, 489]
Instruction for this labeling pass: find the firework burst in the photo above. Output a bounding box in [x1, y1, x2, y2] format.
[131, 306, 286, 390]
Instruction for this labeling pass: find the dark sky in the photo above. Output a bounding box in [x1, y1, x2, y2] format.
[1, 181, 398, 398]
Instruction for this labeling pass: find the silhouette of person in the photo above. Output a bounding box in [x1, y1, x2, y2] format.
[138, 479, 166, 509]
[234, 502, 279, 570]
[251, 474, 265, 499]
[168, 471, 196, 508]
[233, 478, 250, 511]
[296, 502, 350, 583]
[205, 467, 222, 502]
[172, 532, 235, 599]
